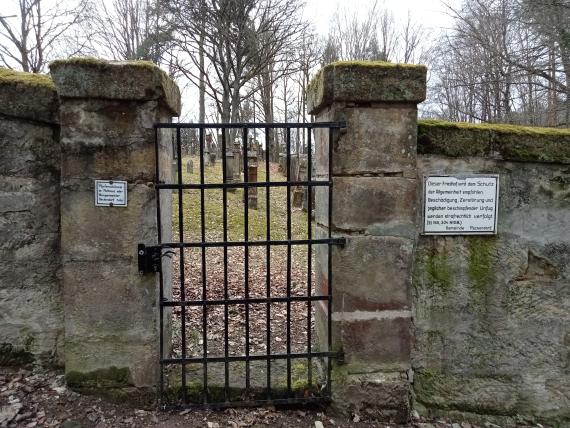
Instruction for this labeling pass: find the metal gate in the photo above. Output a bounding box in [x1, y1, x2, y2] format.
[139, 122, 345, 408]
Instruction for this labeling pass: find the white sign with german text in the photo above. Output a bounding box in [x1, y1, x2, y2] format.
[95, 180, 128, 207]
[423, 175, 499, 235]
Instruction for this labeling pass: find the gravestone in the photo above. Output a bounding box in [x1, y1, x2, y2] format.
[186, 159, 193, 174]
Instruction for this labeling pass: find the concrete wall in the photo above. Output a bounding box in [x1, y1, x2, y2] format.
[413, 121, 570, 426]
[0, 69, 63, 366]
[0, 61, 179, 397]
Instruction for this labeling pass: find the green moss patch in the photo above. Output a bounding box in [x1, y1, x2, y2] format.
[325, 60, 426, 70]
[49, 56, 157, 72]
[425, 248, 454, 292]
[66, 366, 133, 389]
[467, 236, 497, 293]
[418, 119, 570, 164]
[0, 67, 55, 90]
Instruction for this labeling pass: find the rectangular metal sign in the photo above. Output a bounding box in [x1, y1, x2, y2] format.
[423, 175, 499, 235]
[95, 180, 128, 207]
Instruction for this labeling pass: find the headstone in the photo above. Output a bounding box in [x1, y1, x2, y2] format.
[186, 159, 193, 174]
[244, 155, 258, 210]
[233, 142, 242, 174]
[292, 188, 304, 208]
[224, 151, 236, 192]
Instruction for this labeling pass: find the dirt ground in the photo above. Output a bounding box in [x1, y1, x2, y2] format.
[1, 367, 545, 428]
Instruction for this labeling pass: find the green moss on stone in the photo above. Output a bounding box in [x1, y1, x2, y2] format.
[420, 247, 454, 292]
[49, 56, 157, 72]
[418, 119, 570, 163]
[325, 60, 426, 70]
[0, 343, 35, 366]
[66, 366, 133, 389]
[467, 236, 497, 293]
[0, 67, 55, 90]
[419, 119, 570, 137]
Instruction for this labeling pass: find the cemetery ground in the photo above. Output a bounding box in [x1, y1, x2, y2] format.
[0, 160, 544, 427]
[168, 158, 319, 391]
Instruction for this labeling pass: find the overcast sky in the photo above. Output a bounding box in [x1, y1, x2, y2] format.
[304, 0, 458, 35]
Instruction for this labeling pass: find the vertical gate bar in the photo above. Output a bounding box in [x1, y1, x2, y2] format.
[176, 127, 188, 404]
[285, 127, 292, 395]
[326, 127, 334, 397]
[155, 126, 165, 406]
[199, 127, 208, 403]
[264, 127, 272, 400]
[306, 127, 313, 386]
[242, 127, 251, 394]
[221, 127, 230, 402]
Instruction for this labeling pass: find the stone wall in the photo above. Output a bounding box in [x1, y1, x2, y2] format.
[0, 69, 63, 366]
[0, 61, 179, 396]
[413, 120, 570, 426]
[308, 61, 427, 423]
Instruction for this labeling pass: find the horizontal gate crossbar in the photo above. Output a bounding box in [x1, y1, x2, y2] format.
[159, 237, 346, 249]
[161, 295, 329, 307]
[156, 180, 331, 190]
[154, 121, 346, 129]
[162, 351, 338, 365]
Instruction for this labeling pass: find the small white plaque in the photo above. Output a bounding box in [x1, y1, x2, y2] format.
[95, 180, 128, 207]
[423, 175, 499, 235]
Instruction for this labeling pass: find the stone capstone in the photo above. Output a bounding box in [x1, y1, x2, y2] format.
[307, 61, 427, 115]
[50, 58, 181, 116]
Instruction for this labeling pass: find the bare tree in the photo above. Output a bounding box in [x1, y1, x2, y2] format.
[326, 0, 396, 61]
[400, 11, 424, 63]
[166, 0, 306, 128]
[424, 0, 570, 126]
[430, 0, 570, 126]
[0, 0, 89, 72]
[87, 0, 173, 63]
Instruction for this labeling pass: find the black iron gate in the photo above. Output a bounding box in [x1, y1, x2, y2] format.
[140, 122, 345, 408]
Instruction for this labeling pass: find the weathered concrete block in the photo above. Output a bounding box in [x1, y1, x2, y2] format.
[60, 183, 156, 261]
[307, 61, 427, 115]
[0, 93, 62, 366]
[337, 316, 412, 369]
[315, 228, 413, 311]
[332, 371, 411, 424]
[314, 105, 418, 177]
[50, 58, 181, 116]
[0, 68, 58, 124]
[63, 260, 155, 339]
[316, 177, 416, 234]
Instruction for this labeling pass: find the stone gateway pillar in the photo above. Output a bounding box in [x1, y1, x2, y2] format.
[50, 59, 180, 395]
[308, 62, 426, 422]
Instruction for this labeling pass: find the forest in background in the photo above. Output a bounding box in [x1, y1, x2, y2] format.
[1, 0, 569, 157]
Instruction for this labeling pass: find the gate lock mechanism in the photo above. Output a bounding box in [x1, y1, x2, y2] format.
[137, 244, 163, 275]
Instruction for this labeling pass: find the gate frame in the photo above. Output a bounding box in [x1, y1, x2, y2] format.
[144, 121, 346, 408]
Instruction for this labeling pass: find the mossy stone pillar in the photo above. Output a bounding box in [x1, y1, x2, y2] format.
[308, 61, 426, 422]
[50, 59, 180, 393]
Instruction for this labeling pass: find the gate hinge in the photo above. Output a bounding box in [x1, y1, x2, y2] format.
[138, 244, 162, 275]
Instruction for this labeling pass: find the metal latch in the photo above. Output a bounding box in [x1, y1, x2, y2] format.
[138, 244, 162, 274]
